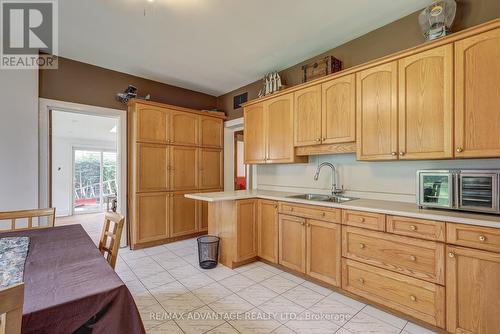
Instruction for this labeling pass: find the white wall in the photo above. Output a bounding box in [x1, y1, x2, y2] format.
[256, 154, 500, 203]
[52, 137, 116, 216]
[0, 70, 39, 211]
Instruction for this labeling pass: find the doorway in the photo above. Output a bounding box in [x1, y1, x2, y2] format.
[234, 130, 246, 190]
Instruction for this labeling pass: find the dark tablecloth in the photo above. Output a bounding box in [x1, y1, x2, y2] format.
[0, 225, 145, 334]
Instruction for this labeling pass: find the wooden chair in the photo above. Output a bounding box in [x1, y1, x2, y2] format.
[0, 283, 24, 334]
[98, 212, 125, 269]
[0, 208, 55, 232]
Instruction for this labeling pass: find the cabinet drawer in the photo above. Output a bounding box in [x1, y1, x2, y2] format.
[386, 216, 445, 242]
[342, 210, 385, 231]
[447, 223, 500, 253]
[279, 202, 341, 223]
[342, 259, 445, 328]
[342, 226, 445, 284]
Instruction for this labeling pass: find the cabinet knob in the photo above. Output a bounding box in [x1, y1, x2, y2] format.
[274, 205, 278, 209]
[290, 207, 294, 211]
[409, 255, 417, 262]
[358, 217, 365, 223]
[358, 278, 365, 284]
[301, 222, 305, 226]
[399, 152, 405, 156]
[479, 235, 487, 242]
[410, 225, 417, 231]
[359, 243, 366, 249]
[456, 147, 464, 153]
[448, 252, 455, 258]
[391, 152, 397, 156]
[321, 212, 326, 217]
[322, 138, 326, 141]
[316, 138, 321, 142]
[410, 295, 417, 302]
[306, 223, 310, 227]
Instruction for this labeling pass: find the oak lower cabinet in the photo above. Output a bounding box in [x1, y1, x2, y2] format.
[170, 192, 198, 238]
[258, 200, 279, 263]
[279, 214, 307, 272]
[133, 192, 170, 245]
[236, 200, 258, 262]
[446, 245, 500, 334]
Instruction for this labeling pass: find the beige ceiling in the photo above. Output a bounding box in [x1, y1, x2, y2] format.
[59, 0, 433, 96]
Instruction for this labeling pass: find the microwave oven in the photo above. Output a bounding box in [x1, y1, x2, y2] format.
[416, 169, 500, 214]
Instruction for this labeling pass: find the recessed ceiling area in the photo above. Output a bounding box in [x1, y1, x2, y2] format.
[59, 0, 433, 96]
[52, 111, 118, 143]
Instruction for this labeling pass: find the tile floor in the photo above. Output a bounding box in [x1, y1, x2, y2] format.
[113, 238, 439, 334]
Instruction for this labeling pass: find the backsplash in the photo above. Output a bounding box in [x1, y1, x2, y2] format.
[255, 154, 500, 203]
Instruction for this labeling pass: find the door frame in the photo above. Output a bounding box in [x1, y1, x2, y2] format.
[233, 130, 245, 190]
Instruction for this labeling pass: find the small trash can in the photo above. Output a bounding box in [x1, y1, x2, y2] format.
[197, 235, 220, 269]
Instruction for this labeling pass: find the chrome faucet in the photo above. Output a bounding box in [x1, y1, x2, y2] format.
[314, 162, 344, 196]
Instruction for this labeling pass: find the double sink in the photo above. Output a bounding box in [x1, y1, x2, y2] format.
[287, 193, 358, 203]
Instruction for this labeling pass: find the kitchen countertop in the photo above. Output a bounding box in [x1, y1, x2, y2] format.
[185, 190, 500, 229]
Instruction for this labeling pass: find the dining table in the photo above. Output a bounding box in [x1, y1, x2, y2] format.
[0, 224, 145, 334]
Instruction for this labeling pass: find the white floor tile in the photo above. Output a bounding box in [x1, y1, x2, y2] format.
[210, 294, 254, 315]
[300, 281, 332, 297]
[219, 273, 256, 292]
[281, 285, 325, 308]
[362, 305, 407, 329]
[259, 296, 305, 323]
[343, 312, 400, 334]
[228, 308, 282, 334]
[242, 267, 277, 282]
[175, 306, 225, 334]
[140, 271, 176, 290]
[236, 283, 278, 306]
[192, 282, 233, 304]
[149, 280, 190, 303]
[178, 272, 216, 291]
[403, 322, 439, 334]
[206, 322, 240, 334]
[261, 275, 299, 294]
[147, 320, 184, 334]
[159, 292, 205, 314]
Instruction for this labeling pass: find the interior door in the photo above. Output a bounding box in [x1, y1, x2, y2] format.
[356, 61, 399, 161]
[278, 214, 306, 273]
[322, 74, 356, 144]
[170, 111, 199, 146]
[243, 103, 266, 164]
[294, 85, 322, 147]
[398, 45, 453, 160]
[266, 93, 295, 163]
[170, 146, 198, 190]
[455, 28, 500, 158]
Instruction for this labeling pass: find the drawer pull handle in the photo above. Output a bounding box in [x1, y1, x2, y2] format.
[409, 225, 417, 231]
[410, 295, 417, 302]
[321, 212, 326, 217]
[479, 235, 487, 242]
[358, 278, 365, 284]
[448, 252, 455, 258]
[358, 217, 365, 223]
[359, 243, 366, 249]
[410, 255, 416, 261]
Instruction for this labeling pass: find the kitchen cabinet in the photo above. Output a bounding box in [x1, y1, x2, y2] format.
[258, 200, 279, 263]
[200, 116, 223, 148]
[170, 146, 198, 191]
[236, 199, 258, 262]
[398, 45, 453, 160]
[136, 104, 170, 144]
[356, 61, 398, 160]
[134, 192, 170, 244]
[446, 245, 500, 333]
[279, 214, 307, 272]
[244, 94, 307, 164]
[306, 219, 342, 286]
[170, 192, 198, 237]
[136, 143, 169, 192]
[199, 148, 223, 190]
[455, 27, 500, 158]
[294, 84, 322, 146]
[170, 110, 199, 146]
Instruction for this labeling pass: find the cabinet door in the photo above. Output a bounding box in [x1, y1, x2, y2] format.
[258, 200, 279, 263]
[294, 85, 322, 147]
[356, 61, 398, 161]
[199, 148, 223, 190]
[447, 245, 500, 333]
[170, 192, 198, 237]
[244, 103, 266, 164]
[134, 192, 169, 244]
[136, 105, 169, 143]
[200, 116, 223, 148]
[236, 200, 258, 261]
[455, 28, 500, 158]
[170, 146, 198, 190]
[322, 74, 356, 144]
[265, 93, 295, 163]
[398, 45, 453, 160]
[137, 144, 169, 192]
[306, 220, 341, 286]
[170, 111, 199, 146]
[279, 214, 306, 273]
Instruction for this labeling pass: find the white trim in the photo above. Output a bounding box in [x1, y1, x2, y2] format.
[224, 117, 243, 128]
[38, 98, 127, 242]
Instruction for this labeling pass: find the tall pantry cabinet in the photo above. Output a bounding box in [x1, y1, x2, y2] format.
[128, 100, 225, 249]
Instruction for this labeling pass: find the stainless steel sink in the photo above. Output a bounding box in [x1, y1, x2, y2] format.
[287, 194, 358, 203]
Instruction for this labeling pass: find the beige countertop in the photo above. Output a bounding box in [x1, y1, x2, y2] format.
[185, 190, 500, 229]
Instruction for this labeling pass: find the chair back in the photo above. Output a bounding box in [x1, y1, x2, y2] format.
[98, 212, 125, 269]
[0, 208, 55, 232]
[0, 283, 24, 334]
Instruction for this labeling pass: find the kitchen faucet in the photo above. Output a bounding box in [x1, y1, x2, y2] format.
[314, 162, 344, 196]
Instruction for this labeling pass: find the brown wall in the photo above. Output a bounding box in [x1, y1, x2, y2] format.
[40, 57, 217, 111]
[218, 0, 500, 120]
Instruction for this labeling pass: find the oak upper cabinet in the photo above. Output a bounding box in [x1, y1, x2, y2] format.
[322, 74, 356, 144]
[455, 28, 500, 158]
[244, 102, 267, 163]
[170, 146, 198, 190]
[294, 85, 322, 146]
[265, 93, 297, 163]
[136, 104, 169, 144]
[170, 192, 198, 237]
[200, 116, 223, 148]
[446, 245, 500, 333]
[356, 61, 399, 160]
[398, 45, 453, 160]
[236, 200, 258, 261]
[306, 220, 342, 286]
[170, 111, 199, 146]
[199, 148, 223, 190]
[134, 192, 170, 244]
[258, 200, 279, 263]
[137, 143, 169, 192]
[279, 214, 306, 272]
